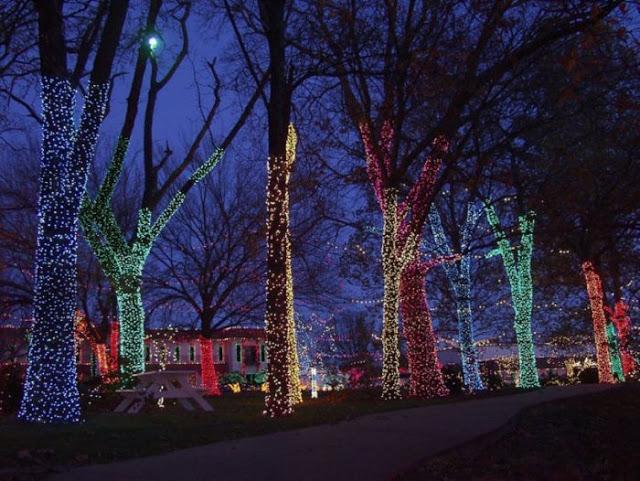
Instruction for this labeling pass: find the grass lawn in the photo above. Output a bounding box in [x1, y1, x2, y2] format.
[0, 387, 519, 471]
[396, 383, 640, 481]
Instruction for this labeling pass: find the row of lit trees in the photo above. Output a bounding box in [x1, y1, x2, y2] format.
[1, 0, 635, 423]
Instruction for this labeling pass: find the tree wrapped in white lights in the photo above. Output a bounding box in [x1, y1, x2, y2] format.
[484, 203, 540, 388]
[429, 203, 484, 391]
[19, 0, 128, 423]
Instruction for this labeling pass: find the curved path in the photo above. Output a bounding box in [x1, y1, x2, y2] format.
[48, 384, 611, 481]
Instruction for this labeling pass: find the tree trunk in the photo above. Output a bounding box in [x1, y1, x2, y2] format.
[265, 151, 293, 415]
[512, 279, 540, 388]
[605, 322, 624, 382]
[199, 337, 221, 396]
[581, 260, 614, 383]
[116, 278, 146, 378]
[400, 260, 448, 398]
[109, 321, 120, 373]
[452, 276, 484, 391]
[381, 189, 402, 399]
[18, 78, 81, 423]
[609, 301, 637, 376]
[95, 343, 110, 377]
[261, 0, 294, 417]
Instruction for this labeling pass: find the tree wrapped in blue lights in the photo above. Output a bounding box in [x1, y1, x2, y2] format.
[429, 203, 484, 391]
[484, 203, 540, 388]
[19, 0, 128, 423]
[80, 141, 223, 376]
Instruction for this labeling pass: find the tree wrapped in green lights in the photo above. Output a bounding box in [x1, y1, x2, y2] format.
[80, 142, 223, 376]
[605, 322, 624, 381]
[77, 0, 263, 379]
[429, 203, 484, 391]
[484, 203, 540, 388]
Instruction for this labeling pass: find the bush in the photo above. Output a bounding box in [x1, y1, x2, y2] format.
[541, 374, 566, 386]
[481, 363, 504, 391]
[221, 371, 246, 386]
[442, 364, 464, 395]
[578, 366, 599, 384]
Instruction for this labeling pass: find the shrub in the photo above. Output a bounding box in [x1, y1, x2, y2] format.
[221, 371, 246, 386]
[442, 364, 464, 395]
[578, 366, 599, 384]
[481, 362, 504, 391]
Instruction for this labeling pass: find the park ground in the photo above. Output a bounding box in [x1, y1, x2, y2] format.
[397, 382, 640, 481]
[0, 386, 518, 472]
[0, 383, 636, 480]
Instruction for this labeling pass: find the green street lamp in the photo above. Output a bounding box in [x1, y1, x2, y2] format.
[142, 29, 164, 57]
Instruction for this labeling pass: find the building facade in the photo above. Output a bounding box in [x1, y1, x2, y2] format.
[1, 326, 268, 384]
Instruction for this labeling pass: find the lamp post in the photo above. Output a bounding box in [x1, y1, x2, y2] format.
[142, 29, 163, 57]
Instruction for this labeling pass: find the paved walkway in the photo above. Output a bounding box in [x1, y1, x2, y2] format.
[48, 384, 611, 481]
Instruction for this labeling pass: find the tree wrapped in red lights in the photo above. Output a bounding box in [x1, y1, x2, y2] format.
[400, 256, 456, 398]
[306, 0, 620, 399]
[74, 312, 117, 380]
[606, 301, 637, 377]
[199, 337, 221, 396]
[109, 321, 119, 374]
[581, 261, 614, 383]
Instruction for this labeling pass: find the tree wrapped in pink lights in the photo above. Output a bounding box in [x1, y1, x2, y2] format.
[360, 121, 448, 398]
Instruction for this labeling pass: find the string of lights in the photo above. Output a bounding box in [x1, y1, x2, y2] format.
[264, 124, 300, 416]
[400, 257, 449, 398]
[484, 204, 540, 388]
[19, 77, 109, 423]
[199, 337, 221, 395]
[429, 203, 484, 391]
[285, 125, 302, 405]
[605, 322, 624, 381]
[581, 261, 614, 383]
[80, 138, 224, 378]
[606, 301, 637, 376]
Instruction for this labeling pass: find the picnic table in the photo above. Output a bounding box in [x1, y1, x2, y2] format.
[114, 370, 213, 414]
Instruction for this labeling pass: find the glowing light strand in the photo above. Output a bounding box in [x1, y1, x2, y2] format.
[399, 254, 449, 398]
[606, 301, 637, 376]
[199, 337, 221, 395]
[80, 138, 224, 378]
[264, 124, 300, 416]
[74, 311, 113, 378]
[285, 125, 302, 405]
[605, 322, 624, 381]
[394, 144, 446, 398]
[581, 260, 614, 383]
[380, 189, 403, 399]
[429, 204, 484, 391]
[19, 77, 109, 423]
[484, 205, 540, 388]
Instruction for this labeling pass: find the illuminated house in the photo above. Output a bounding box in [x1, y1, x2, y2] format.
[142, 327, 268, 384]
[1, 326, 268, 384]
